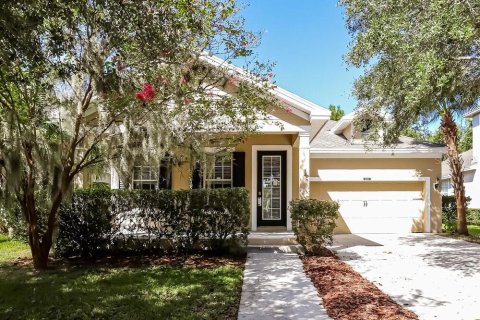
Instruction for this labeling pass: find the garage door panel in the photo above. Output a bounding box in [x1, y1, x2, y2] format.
[344, 217, 417, 234]
[314, 182, 425, 234]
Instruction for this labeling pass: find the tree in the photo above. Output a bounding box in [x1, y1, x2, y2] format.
[459, 119, 473, 153]
[0, 0, 276, 269]
[340, 0, 480, 235]
[401, 123, 430, 141]
[328, 104, 345, 121]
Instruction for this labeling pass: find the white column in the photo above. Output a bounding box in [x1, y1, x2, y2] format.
[110, 167, 119, 189]
[299, 134, 310, 199]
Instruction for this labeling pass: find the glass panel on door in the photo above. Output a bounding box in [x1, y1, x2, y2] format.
[262, 155, 282, 220]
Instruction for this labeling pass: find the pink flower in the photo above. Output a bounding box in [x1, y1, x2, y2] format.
[267, 73, 273, 78]
[135, 83, 156, 102]
[116, 61, 126, 72]
[180, 77, 188, 86]
[285, 106, 293, 113]
[136, 92, 146, 101]
[227, 78, 237, 86]
[184, 97, 193, 105]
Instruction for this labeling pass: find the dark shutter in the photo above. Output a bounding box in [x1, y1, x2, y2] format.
[191, 161, 203, 189]
[232, 152, 245, 187]
[159, 158, 172, 189]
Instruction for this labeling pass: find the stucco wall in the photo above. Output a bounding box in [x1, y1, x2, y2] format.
[168, 133, 300, 228]
[310, 157, 443, 233]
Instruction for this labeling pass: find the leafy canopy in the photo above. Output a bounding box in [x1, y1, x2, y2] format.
[340, 0, 480, 144]
[0, 0, 277, 267]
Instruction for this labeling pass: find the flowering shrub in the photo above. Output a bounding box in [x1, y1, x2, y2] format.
[135, 83, 156, 102]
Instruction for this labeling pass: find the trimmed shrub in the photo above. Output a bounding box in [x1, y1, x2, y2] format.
[56, 188, 249, 257]
[56, 189, 113, 257]
[442, 195, 457, 233]
[290, 199, 339, 255]
[467, 208, 480, 226]
[442, 195, 473, 233]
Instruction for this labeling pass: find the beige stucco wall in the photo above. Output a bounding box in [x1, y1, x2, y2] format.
[169, 133, 301, 228]
[310, 158, 443, 233]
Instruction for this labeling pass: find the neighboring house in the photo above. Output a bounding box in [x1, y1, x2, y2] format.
[442, 107, 480, 209]
[90, 57, 445, 234]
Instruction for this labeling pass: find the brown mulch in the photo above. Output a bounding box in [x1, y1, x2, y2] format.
[303, 253, 418, 320]
[12, 253, 245, 270]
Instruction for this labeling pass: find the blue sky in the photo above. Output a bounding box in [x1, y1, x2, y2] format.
[239, 0, 361, 113]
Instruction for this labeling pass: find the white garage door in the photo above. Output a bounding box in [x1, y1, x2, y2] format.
[329, 189, 424, 234]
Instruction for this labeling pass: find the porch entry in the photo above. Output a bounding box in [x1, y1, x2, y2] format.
[257, 151, 287, 227]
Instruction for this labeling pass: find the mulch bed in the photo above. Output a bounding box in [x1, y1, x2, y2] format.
[303, 253, 418, 320]
[12, 253, 245, 269]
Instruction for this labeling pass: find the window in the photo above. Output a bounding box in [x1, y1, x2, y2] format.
[204, 156, 232, 189]
[132, 158, 172, 190]
[441, 179, 452, 195]
[133, 166, 158, 190]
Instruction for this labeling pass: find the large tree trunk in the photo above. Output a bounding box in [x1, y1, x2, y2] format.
[23, 166, 70, 269]
[441, 109, 468, 235]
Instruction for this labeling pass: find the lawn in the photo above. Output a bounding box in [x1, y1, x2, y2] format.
[0, 235, 244, 320]
[0, 233, 31, 264]
[468, 225, 480, 237]
[441, 225, 480, 244]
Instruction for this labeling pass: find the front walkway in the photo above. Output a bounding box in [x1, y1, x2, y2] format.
[237, 246, 330, 320]
[331, 234, 480, 320]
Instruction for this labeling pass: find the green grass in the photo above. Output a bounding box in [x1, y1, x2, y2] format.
[468, 225, 480, 237]
[0, 233, 31, 265]
[441, 225, 480, 244]
[0, 235, 244, 320]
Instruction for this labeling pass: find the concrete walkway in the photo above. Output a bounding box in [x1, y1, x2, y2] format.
[237, 246, 331, 320]
[331, 234, 480, 320]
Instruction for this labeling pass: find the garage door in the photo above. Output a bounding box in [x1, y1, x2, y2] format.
[315, 182, 425, 234]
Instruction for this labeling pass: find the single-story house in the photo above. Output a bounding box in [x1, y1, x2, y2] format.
[442, 107, 480, 208]
[90, 57, 445, 234]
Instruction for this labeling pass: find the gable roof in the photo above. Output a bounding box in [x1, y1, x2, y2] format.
[201, 54, 330, 121]
[442, 149, 476, 179]
[311, 119, 445, 155]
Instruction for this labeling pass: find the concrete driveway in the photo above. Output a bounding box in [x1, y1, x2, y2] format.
[331, 234, 480, 320]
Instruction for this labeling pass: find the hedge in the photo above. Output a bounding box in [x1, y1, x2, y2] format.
[56, 188, 250, 257]
[442, 195, 475, 233]
[290, 199, 339, 255]
[467, 208, 480, 226]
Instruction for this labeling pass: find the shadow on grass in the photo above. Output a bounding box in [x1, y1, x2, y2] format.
[0, 264, 243, 320]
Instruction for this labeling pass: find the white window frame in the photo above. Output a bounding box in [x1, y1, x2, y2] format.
[204, 156, 233, 189]
[132, 165, 159, 190]
[441, 178, 452, 196]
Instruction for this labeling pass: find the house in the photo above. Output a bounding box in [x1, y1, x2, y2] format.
[442, 107, 480, 209]
[93, 57, 444, 234]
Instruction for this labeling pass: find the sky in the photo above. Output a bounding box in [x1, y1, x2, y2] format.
[239, 0, 362, 114]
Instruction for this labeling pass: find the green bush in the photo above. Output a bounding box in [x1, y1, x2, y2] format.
[467, 208, 480, 226]
[0, 204, 27, 241]
[290, 199, 339, 255]
[442, 195, 473, 233]
[442, 195, 458, 233]
[56, 188, 249, 257]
